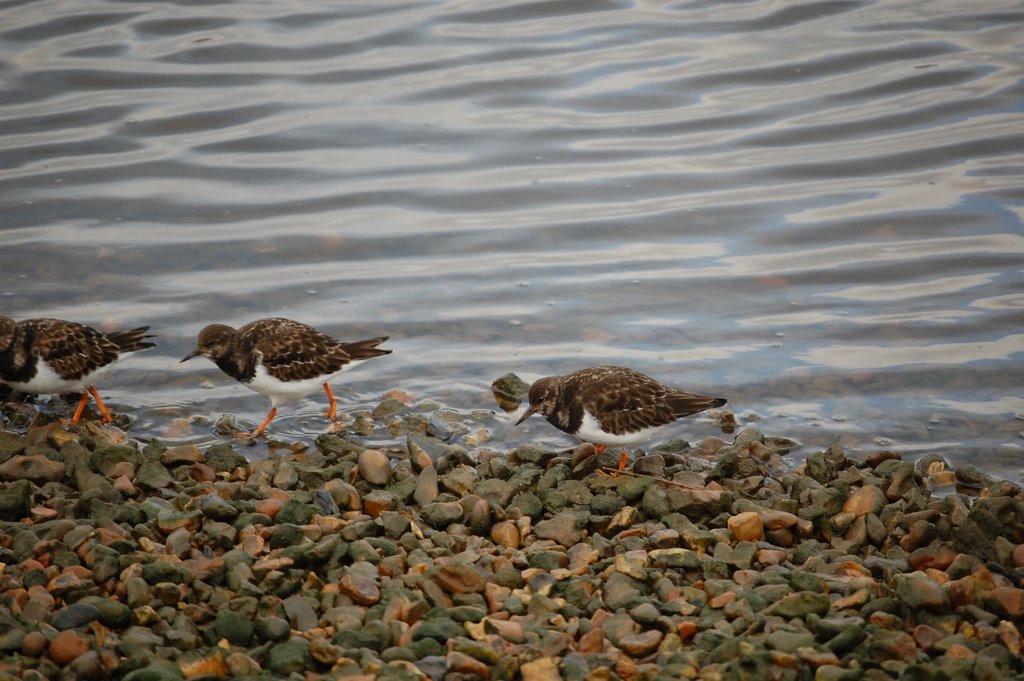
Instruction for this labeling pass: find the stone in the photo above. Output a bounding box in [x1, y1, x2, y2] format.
[339, 572, 380, 605]
[266, 640, 312, 675]
[520, 656, 560, 681]
[53, 602, 102, 630]
[984, 587, 1024, 619]
[866, 629, 916, 662]
[534, 511, 588, 547]
[491, 520, 520, 548]
[49, 629, 89, 665]
[895, 573, 948, 611]
[282, 595, 319, 632]
[359, 490, 396, 518]
[21, 630, 47, 657]
[415, 467, 439, 506]
[614, 550, 649, 580]
[618, 630, 663, 657]
[421, 500, 463, 528]
[728, 511, 764, 541]
[254, 616, 291, 643]
[843, 485, 886, 517]
[214, 609, 254, 646]
[161, 444, 203, 466]
[359, 449, 392, 485]
[764, 592, 830, 618]
[0, 454, 65, 483]
[447, 650, 489, 677]
[195, 493, 238, 521]
[432, 563, 488, 594]
[135, 460, 173, 491]
[0, 479, 31, 519]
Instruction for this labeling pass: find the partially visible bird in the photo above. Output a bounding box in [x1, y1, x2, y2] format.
[0, 316, 155, 423]
[515, 364, 726, 470]
[181, 317, 391, 437]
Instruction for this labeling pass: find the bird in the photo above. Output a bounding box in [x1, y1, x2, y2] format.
[0, 316, 155, 423]
[181, 317, 392, 437]
[515, 364, 726, 471]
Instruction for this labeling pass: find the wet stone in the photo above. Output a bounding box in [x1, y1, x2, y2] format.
[53, 601, 102, 630]
[359, 448, 392, 485]
[0, 454, 65, 483]
[254, 616, 291, 642]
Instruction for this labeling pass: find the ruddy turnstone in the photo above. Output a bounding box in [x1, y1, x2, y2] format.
[0, 316, 155, 423]
[515, 364, 726, 470]
[181, 317, 391, 437]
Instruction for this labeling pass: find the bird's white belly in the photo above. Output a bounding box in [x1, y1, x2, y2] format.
[4, 359, 107, 395]
[245, 364, 344, 405]
[574, 410, 664, 446]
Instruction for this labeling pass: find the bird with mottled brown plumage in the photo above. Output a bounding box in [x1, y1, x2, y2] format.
[0, 316, 155, 423]
[516, 365, 726, 470]
[181, 317, 391, 437]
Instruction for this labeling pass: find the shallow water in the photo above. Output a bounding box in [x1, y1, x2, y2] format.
[2, 0, 1023, 480]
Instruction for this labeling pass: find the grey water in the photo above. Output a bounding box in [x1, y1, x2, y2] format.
[1, 0, 1023, 480]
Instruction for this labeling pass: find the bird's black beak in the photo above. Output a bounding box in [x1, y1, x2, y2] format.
[514, 405, 538, 426]
[180, 349, 201, 363]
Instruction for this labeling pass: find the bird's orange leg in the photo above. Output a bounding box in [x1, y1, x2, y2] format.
[88, 386, 114, 423]
[617, 450, 629, 472]
[594, 444, 607, 456]
[70, 392, 90, 423]
[323, 383, 338, 420]
[239, 407, 277, 438]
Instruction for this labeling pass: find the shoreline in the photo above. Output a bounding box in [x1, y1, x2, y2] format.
[0, 406, 1022, 681]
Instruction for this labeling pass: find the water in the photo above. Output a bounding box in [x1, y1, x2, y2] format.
[2, 0, 1023, 480]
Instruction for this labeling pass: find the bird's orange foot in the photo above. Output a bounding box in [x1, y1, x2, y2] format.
[617, 450, 629, 472]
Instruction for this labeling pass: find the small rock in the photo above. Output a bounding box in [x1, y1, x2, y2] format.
[491, 521, 520, 548]
[728, 511, 764, 541]
[49, 629, 89, 665]
[0, 454, 65, 483]
[765, 592, 830, 618]
[618, 630, 663, 657]
[358, 449, 392, 485]
[21, 630, 47, 657]
[421, 501, 463, 528]
[447, 650, 490, 677]
[0, 479, 32, 519]
[843, 485, 886, 517]
[415, 467, 439, 506]
[534, 511, 587, 547]
[339, 572, 380, 605]
[520, 656, 560, 681]
[160, 444, 203, 466]
[53, 602, 102, 630]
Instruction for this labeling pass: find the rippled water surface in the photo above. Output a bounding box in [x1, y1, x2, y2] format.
[2, 0, 1023, 479]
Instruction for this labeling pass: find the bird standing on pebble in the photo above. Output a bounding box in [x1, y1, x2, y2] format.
[0, 316, 155, 423]
[516, 364, 726, 470]
[181, 317, 391, 437]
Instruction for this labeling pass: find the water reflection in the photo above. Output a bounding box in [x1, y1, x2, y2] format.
[1, 0, 1022, 480]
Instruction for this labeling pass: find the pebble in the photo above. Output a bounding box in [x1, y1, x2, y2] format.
[0, 414, 1017, 680]
[358, 449, 392, 485]
[727, 511, 763, 541]
[48, 630, 89, 665]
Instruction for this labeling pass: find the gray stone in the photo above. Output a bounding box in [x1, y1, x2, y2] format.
[213, 609, 254, 646]
[283, 595, 319, 631]
[421, 501, 463, 528]
[534, 511, 588, 547]
[414, 466, 439, 506]
[0, 479, 31, 519]
[52, 602, 102, 630]
[254, 615, 291, 642]
[266, 640, 312, 675]
[359, 449, 392, 485]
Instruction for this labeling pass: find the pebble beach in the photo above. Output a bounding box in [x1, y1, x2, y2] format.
[1, 380, 1022, 681]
